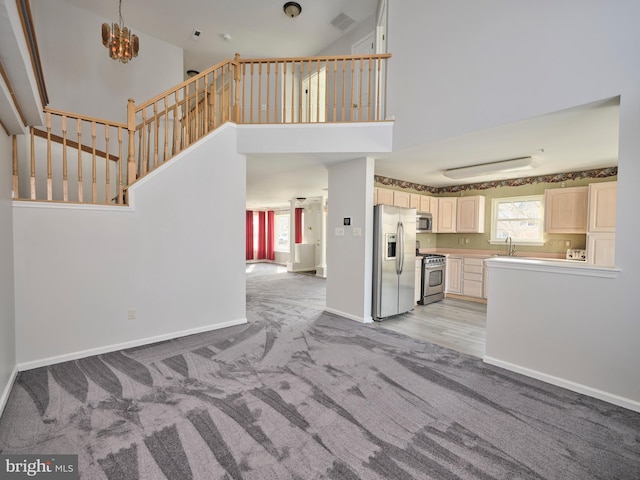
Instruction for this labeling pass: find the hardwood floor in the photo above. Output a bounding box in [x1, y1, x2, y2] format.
[374, 298, 487, 358]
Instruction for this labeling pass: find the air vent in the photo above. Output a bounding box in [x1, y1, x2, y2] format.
[330, 13, 355, 31]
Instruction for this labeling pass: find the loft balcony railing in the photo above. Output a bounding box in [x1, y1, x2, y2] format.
[12, 53, 391, 205]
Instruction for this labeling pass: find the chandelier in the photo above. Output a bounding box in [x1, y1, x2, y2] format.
[101, 0, 139, 64]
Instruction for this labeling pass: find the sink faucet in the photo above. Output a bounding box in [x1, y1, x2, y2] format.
[505, 236, 516, 256]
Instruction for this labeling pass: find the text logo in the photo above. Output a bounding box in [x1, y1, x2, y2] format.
[0, 455, 78, 480]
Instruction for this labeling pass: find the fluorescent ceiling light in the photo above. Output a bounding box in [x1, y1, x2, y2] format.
[442, 156, 537, 179]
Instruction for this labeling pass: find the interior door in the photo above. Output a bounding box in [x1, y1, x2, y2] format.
[351, 33, 375, 121]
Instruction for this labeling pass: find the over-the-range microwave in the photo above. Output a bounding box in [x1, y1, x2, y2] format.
[417, 212, 433, 233]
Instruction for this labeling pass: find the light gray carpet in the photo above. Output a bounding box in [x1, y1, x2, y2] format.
[1, 262, 639, 479]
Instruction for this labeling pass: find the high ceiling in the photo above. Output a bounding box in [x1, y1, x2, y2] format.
[60, 1, 620, 210]
[63, 0, 378, 73]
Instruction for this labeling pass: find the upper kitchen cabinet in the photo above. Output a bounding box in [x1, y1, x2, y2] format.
[588, 181, 617, 232]
[457, 195, 485, 233]
[410, 193, 432, 213]
[544, 186, 588, 234]
[375, 187, 394, 206]
[437, 197, 457, 233]
[393, 190, 411, 208]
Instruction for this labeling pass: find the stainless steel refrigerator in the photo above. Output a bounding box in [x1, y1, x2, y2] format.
[373, 205, 416, 321]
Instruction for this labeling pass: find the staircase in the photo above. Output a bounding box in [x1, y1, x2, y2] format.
[12, 53, 391, 206]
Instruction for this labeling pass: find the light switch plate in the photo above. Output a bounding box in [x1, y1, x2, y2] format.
[335, 227, 345, 236]
[353, 227, 362, 236]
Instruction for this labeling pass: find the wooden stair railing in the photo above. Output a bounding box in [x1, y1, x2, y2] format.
[14, 52, 392, 205]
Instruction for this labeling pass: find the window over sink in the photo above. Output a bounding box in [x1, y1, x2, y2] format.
[490, 195, 544, 245]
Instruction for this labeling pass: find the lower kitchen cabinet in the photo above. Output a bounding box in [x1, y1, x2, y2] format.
[462, 257, 484, 298]
[587, 233, 616, 267]
[445, 256, 462, 294]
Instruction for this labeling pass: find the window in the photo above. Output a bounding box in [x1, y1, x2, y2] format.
[274, 213, 290, 252]
[491, 195, 544, 245]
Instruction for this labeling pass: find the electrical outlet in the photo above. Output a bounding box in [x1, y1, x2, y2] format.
[128, 309, 136, 320]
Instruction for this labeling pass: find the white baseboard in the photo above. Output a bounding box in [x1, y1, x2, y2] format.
[0, 365, 19, 418]
[324, 307, 373, 324]
[18, 318, 248, 372]
[483, 355, 640, 413]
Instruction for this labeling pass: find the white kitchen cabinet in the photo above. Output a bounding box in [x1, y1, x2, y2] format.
[544, 186, 588, 234]
[431, 197, 439, 233]
[415, 258, 422, 303]
[588, 181, 617, 233]
[587, 233, 616, 267]
[445, 256, 462, 294]
[457, 195, 485, 233]
[375, 187, 394, 206]
[393, 190, 411, 208]
[462, 257, 484, 298]
[420, 195, 431, 213]
[437, 197, 457, 233]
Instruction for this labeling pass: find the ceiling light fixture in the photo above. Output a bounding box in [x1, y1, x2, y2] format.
[442, 156, 537, 179]
[186, 69, 199, 78]
[101, 0, 139, 64]
[283, 2, 302, 18]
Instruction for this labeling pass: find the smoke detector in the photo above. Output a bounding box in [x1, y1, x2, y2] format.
[191, 28, 202, 41]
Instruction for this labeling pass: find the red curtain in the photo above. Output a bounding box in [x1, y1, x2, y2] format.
[257, 211, 266, 259]
[267, 211, 275, 261]
[245, 211, 254, 260]
[295, 207, 303, 244]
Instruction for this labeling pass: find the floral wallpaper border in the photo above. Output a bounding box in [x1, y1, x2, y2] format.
[375, 166, 617, 194]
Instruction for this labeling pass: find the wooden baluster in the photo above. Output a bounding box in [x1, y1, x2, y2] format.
[367, 57, 373, 121]
[29, 127, 36, 199]
[211, 72, 220, 130]
[266, 62, 271, 123]
[234, 54, 241, 123]
[163, 96, 169, 163]
[249, 62, 254, 123]
[290, 61, 295, 122]
[317, 59, 321, 122]
[12, 135, 18, 199]
[105, 124, 110, 204]
[332, 58, 344, 122]
[299, 61, 303, 122]
[359, 58, 364, 122]
[173, 91, 179, 154]
[258, 62, 263, 124]
[91, 121, 97, 203]
[351, 58, 356, 122]
[154, 102, 159, 169]
[46, 112, 52, 200]
[307, 60, 312, 122]
[146, 122, 151, 175]
[141, 109, 148, 175]
[194, 80, 200, 140]
[283, 61, 288, 122]
[183, 86, 190, 146]
[203, 78, 209, 135]
[275, 61, 280, 123]
[127, 98, 136, 187]
[221, 66, 226, 124]
[137, 127, 143, 177]
[61, 116, 68, 201]
[341, 59, 346, 122]
[117, 127, 124, 204]
[376, 58, 382, 121]
[77, 119, 83, 202]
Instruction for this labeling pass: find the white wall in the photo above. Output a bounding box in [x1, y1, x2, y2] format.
[385, 1, 640, 406]
[31, 1, 183, 124]
[13, 125, 247, 367]
[0, 131, 17, 412]
[326, 157, 374, 322]
[318, 15, 377, 56]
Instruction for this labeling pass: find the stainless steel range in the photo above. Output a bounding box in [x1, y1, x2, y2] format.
[417, 254, 446, 305]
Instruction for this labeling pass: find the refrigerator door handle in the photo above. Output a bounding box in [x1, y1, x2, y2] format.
[397, 221, 404, 275]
